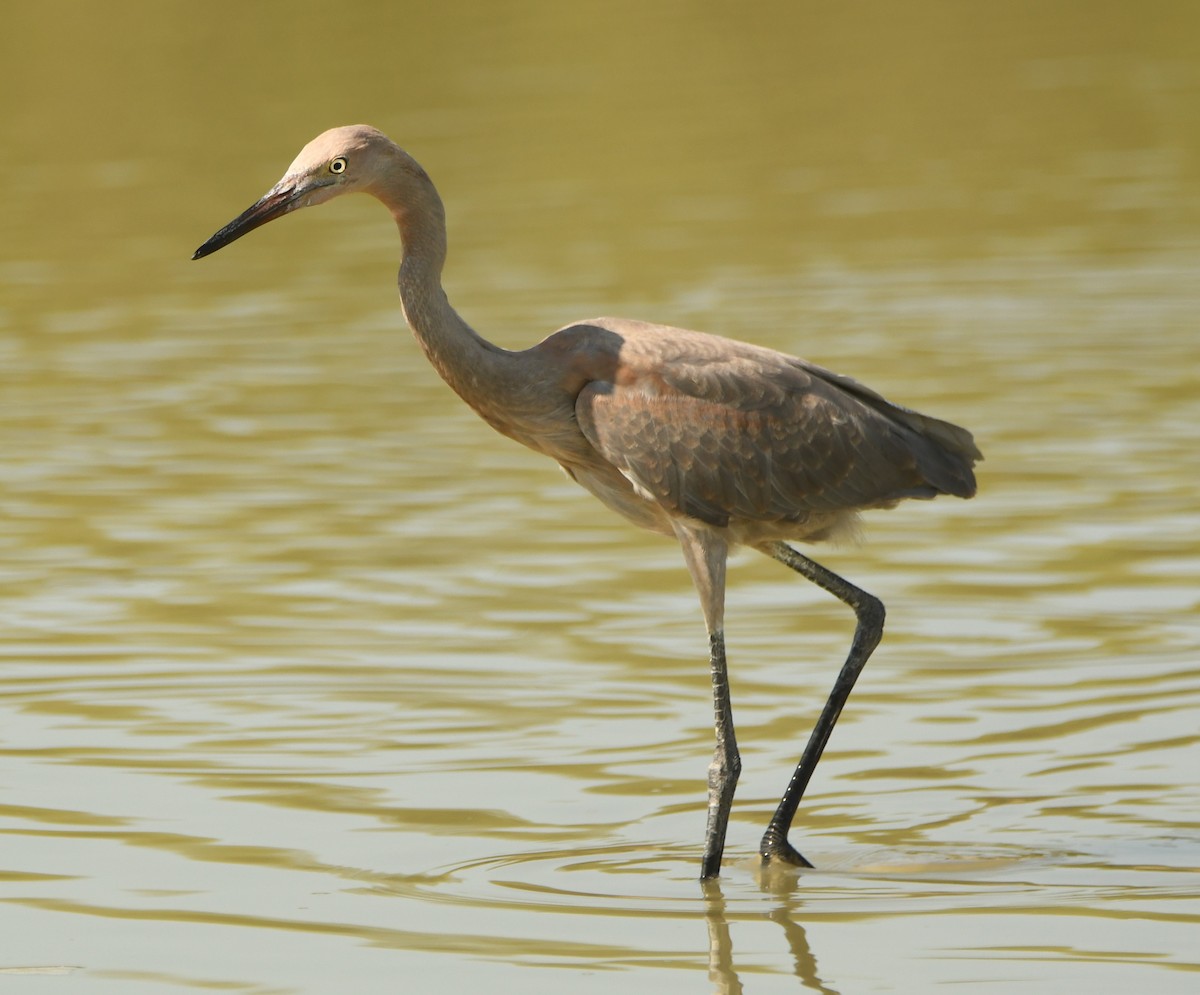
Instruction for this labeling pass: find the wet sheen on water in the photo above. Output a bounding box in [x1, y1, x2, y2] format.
[1, 2, 1198, 992]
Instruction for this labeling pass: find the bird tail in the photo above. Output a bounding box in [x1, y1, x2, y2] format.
[807, 364, 983, 499]
[892, 408, 981, 498]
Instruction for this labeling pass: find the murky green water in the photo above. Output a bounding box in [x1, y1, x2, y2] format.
[1, 2, 1197, 991]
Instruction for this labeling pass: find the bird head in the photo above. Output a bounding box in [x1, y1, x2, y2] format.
[192, 125, 393, 260]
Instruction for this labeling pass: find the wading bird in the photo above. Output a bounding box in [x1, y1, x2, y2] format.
[194, 125, 981, 879]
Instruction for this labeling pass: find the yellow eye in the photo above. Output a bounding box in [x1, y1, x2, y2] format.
[330, 157, 347, 174]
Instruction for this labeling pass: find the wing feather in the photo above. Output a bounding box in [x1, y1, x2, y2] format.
[574, 335, 976, 529]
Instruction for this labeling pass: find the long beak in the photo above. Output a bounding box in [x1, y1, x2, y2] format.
[192, 182, 301, 260]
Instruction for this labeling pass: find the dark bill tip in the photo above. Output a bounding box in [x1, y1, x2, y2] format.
[192, 185, 297, 260]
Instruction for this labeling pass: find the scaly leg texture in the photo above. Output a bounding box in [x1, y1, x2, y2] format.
[670, 524, 741, 879]
[701, 630, 742, 879]
[759, 542, 885, 868]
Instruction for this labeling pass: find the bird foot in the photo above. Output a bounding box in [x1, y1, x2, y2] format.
[759, 827, 814, 869]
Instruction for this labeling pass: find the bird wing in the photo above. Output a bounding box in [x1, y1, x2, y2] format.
[572, 327, 977, 529]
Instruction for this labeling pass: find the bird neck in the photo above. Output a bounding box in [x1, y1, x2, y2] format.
[378, 175, 517, 421]
[397, 244, 504, 398]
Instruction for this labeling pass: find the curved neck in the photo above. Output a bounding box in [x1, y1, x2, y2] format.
[397, 235, 503, 396]
[371, 163, 516, 417]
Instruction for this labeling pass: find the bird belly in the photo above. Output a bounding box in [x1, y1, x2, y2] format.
[723, 509, 862, 548]
[561, 460, 859, 549]
[561, 463, 679, 538]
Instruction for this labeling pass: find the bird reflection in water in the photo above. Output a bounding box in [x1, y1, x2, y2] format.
[704, 876, 840, 994]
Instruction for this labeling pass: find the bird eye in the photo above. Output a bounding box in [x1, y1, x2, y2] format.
[329, 157, 347, 174]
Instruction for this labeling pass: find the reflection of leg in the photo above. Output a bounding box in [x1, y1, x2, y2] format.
[705, 880, 840, 995]
[758, 542, 885, 868]
[770, 906, 840, 995]
[702, 879, 744, 995]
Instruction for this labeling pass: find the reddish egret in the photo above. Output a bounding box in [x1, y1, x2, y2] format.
[194, 125, 981, 879]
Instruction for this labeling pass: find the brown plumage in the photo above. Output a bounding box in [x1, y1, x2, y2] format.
[194, 125, 981, 879]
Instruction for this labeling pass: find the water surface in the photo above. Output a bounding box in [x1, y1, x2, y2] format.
[1, 2, 1198, 991]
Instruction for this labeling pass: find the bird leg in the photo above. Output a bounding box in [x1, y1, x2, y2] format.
[702, 628, 741, 879]
[672, 524, 740, 879]
[758, 541, 885, 869]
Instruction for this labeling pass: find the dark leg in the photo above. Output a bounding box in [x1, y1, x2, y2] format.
[758, 542, 885, 868]
[671, 525, 740, 879]
[701, 630, 742, 879]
